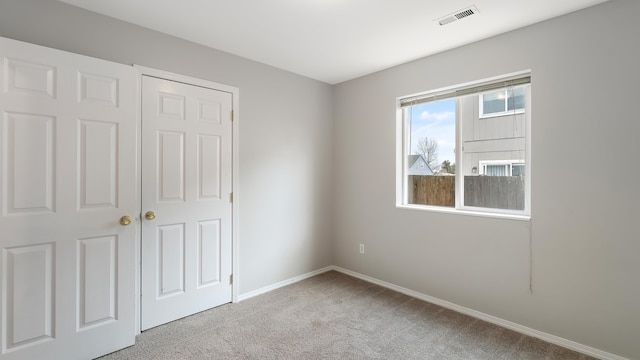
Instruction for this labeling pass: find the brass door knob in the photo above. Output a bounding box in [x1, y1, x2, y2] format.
[145, 211, 156, 220]
[119, 215, 132, 226]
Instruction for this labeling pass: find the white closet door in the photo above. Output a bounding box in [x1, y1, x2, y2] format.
[0, 37, 137, 360]
[141, 76, 233, 330]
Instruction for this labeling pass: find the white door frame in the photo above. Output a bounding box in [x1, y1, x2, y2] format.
[133, 65, 240, 334]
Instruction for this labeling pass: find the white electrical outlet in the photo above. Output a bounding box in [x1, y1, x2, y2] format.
[359, 244, 365, 254]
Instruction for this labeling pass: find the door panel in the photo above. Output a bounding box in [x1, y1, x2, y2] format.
[3, 243, 54, 349]
[0, 37, 136, 360]
[198, 135, 222, 199]
[158, 130, 186, 202]
[79, 119, 118, 209]
[78, 235, 117, 328]
[5, 112, 55, 214]
[158, 223, 186, 297]
[198, 219, 221, 286]
[141, 76, 232, 330]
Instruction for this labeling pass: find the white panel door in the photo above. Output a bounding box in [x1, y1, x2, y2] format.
[141, 76, 232, 330]
[0, 38, 137, 359]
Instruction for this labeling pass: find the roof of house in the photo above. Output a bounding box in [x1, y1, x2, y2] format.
[407, 155, 422, 168]
[407, 155, 434, 175]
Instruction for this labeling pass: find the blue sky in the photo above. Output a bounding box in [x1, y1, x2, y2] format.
[408, 98, 455, 164]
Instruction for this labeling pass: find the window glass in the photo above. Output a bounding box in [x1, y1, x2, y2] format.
[512, 164, 525, 176]
[507, 87, 525, 111]
[405, 99, 456, 207]
[482, 90, 506, 114]
[485, 165, 507, 176]
[481, 86, 526, 116]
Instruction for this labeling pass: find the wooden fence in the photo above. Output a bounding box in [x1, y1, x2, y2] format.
[408, 175, 455, 207]
[464, 176, 525, 210]
[409, 175, 525, 210]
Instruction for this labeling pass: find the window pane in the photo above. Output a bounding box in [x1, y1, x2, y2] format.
[482, 90, 506, 114]
[462, 84, 529, 211]
[512, 164, 525, 176]
[406, 99, 456, 207]
[485, 165, 507, 176]
[507, 86, 525, 111]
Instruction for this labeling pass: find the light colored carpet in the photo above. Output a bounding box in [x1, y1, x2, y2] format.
[100, 271, 597, 359]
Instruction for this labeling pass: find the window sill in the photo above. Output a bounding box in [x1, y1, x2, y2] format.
[396, 204, 531, 221]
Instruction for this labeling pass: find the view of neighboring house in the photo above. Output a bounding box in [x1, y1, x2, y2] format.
[405, 84, 529, 210]
[459, 85, 528, 177]
[407, 154, 433, 175]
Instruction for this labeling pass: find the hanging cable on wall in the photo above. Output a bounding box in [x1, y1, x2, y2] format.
[528, 219, 533, 294]
[409, 100, 414, 156]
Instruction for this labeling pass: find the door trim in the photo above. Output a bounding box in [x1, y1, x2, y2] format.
[133, 65, 240, 334]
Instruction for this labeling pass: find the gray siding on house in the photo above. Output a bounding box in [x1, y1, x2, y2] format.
[459, 94, 526, 175]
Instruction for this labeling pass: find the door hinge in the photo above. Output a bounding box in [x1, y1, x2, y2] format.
[231, 110, 234, 121]
[229, 274, 233, 285]
[230, 192, 233, 203]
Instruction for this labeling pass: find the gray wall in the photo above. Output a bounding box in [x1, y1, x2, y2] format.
[333, 0, 639, 359]
[2, 0, 639, 359]
[0, 0, 334, 295]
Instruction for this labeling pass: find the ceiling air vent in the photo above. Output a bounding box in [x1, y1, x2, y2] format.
[436, 5, 479, 26]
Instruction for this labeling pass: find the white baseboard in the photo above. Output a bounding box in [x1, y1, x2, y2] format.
[330, 266, 628, 360]
[237, 266, 334, 302]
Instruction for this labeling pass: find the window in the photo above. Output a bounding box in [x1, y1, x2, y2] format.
[480, 86, 525, 117]
[479, 160, 525, 176]
[397, 73, 531, 217]
[512, 164, 525, 177]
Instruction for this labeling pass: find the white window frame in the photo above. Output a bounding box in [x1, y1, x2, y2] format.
[395, 71, 531, 220]
[479, 88, 526, 119]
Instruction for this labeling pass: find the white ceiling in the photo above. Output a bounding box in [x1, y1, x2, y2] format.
[58, 0, 607, 84]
